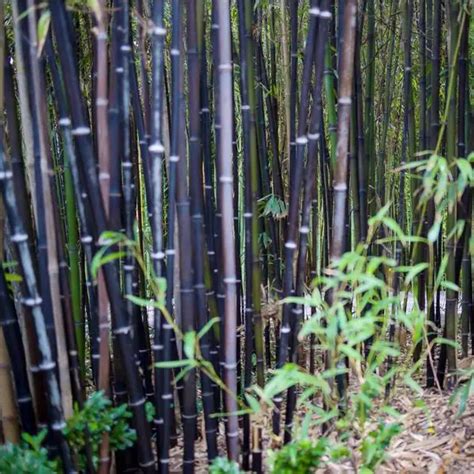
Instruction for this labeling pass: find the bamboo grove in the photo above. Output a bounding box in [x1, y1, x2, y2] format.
[0, 0, 472, 472]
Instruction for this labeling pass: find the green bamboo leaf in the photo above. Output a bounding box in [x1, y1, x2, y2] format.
[4, 272, 23, 283]
[403, 374, 422, 394]
[244, 394, 261, 414]
[91, 250, 126, 279]
[456, 159, 473, 182]
[404, 262, 429, 285]
[197, 317, 220, 340]
[427, 219, 441, 243]
[381, 216, 406, 242]
[433, 337, 460, 349]
[440, 280, 460, 292]
[125, 295, 164, 312]
[87, 0, 101, 18]
[37, 10, 51, 58]
[339, 345, 362, 362]
[183, 331, 196, 360]
[155, 360, 193, 369]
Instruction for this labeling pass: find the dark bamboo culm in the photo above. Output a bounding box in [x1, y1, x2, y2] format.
[214, 0, 240, 462]
[327, 0, 357, 401]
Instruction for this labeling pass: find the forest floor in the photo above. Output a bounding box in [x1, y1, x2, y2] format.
[167, 380, 474, 473]
[167, 297, 474, 472]
[379, 385, 474, 473]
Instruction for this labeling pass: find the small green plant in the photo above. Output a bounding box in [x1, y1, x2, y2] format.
[0, 429, 58, 474]
[63, 390, 136, 469]
[269, 438, 328, 474]
[360, 422, 401, 472]
[450, 366, 474, 416]
[209, 456, 242, 474]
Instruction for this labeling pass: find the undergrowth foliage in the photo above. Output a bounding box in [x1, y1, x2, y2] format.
[0, 391, 141, 472]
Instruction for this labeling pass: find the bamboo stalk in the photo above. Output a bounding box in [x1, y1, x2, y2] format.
[214, 0, 240, 461]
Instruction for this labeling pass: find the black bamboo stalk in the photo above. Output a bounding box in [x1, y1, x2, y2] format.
[169, 2, 198, 470]
[214, 0, 240, 461]
[288, 0, 298, 182]
[186, 0, 219, 462]
[426, 0, 441, 388]
[93, 2, 112, 439]
[148, 0, 170, 468]
[0, 267, 36, 434]
[443, 0, 460, 385]
[327, 0, 357, 398]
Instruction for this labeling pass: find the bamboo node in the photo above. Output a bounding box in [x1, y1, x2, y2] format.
[17, 396, 32, 403]
[224, 362, 238, 369]
[120, 45, 132, 52]
[182, 414, 197, 419]
[218, 63, 232, 71]
[169, 155, 180, 162]
[170, 48, 180, 56]
[58, 117, 71, 126]
[338, 97, 352, 105]
[0, 318, 16, 326]
[309, 7, 320, 16]
[0, 171, 13, 180]
[165, 249, 175, 255]
[223, 277, 238, 284]
[219, 176, 233, 183]
[152, 26, 167, 36]
[320, 10, 333, 18]
[129, 397, 146, 407]
[71, 126, 91, 136]
[38, 361, 56, 371]
[149, 142, 165, 153]
[151, 251, 166, 260]
[21, 296, 42, 307]
[51, 421, 67, 431]
[299, 226, 310, 234]
[114, 325, 132, 335]
[11, 233, 28, 242]
[285, 241, 297, 249]
[308, 132, 321, 140]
